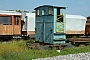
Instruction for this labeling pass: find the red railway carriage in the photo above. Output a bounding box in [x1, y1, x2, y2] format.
[0, 11, 22, 39]
[85, 16, 90, 35]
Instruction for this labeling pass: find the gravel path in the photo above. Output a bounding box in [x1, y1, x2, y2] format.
[32, 52, 90, 60]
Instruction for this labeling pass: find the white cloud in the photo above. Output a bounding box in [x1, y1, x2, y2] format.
[79, 0, 90, 4]
[79, 1, 85, 4]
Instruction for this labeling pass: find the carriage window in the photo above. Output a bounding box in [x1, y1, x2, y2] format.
[42, 9, 45, 15]
[0, 16, 12, 25]
[36, 9, 39, 16]
[14, 16, 20, 25]
[49, 7, 52, 15]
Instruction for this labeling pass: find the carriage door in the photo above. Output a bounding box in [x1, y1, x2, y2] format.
[14, 16, 21, 35]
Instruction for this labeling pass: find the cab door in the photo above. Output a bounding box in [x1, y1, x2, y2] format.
[56, 8, 64, 33]
[35, 21, 44, 42]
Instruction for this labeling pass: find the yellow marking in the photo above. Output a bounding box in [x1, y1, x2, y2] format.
[56, 26, 59, 28]
[56, 30, 60, 33]
[56, 14, 63, 16]
[61, 28, 64, 31]
[61, 22, 64, 25]
[56, 15, 63, 22]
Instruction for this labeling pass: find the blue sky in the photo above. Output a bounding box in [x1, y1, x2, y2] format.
[0, 0, 90, 17]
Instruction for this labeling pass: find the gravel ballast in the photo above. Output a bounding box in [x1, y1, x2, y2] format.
[32, 52, 90, 60]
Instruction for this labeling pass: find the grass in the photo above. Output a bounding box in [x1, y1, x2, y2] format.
[60, 46, 90, 55]
[0, 39, 90, 60]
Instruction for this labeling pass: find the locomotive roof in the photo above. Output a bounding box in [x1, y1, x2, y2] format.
[34, 5, 67, 10]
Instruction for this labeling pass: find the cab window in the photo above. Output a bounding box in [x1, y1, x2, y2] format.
[42, 9, 45, 15]
[36, 9, 40, 16]
[48, 7, 52, 15]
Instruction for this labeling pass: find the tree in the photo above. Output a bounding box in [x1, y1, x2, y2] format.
[23, 10, 29, 13]
[5, 10, 29, 13]
[32, 10, 36, 13]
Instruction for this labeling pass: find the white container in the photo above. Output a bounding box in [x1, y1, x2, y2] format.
[66, 14, 86, 34]
[22, 13, 35, 36]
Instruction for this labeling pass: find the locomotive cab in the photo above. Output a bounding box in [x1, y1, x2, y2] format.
[34, 5, 66, 44]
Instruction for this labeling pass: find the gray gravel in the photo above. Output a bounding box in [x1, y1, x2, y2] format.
[32, 52, 90, 60]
